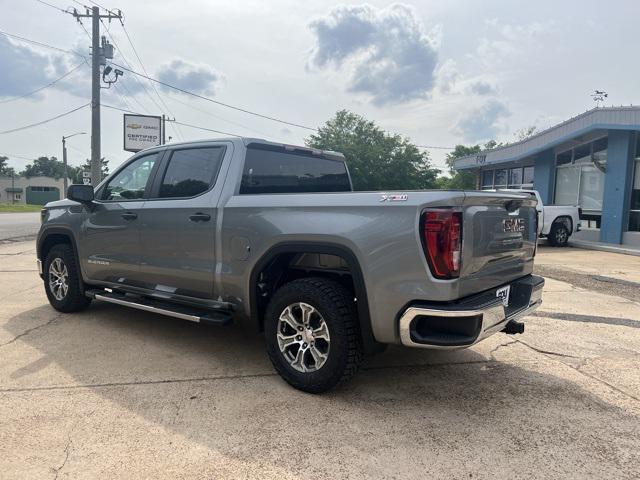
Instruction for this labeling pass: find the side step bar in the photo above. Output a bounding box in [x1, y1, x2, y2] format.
[85, 289, 233, 326]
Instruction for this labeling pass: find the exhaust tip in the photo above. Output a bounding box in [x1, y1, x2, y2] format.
[503, 320, 525, 335]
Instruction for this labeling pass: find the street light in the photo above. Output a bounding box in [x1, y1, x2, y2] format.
[62, 132, 87, 194]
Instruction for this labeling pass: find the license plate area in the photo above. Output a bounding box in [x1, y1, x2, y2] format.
[496, 285, 511, 307]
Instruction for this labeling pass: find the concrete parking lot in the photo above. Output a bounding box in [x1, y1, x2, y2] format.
[0, 242, 638, 479]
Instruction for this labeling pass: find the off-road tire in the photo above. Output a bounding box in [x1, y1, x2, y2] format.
[548, 222, 570, 247]
[264, 277, 363, 393]
[44, 244, 92, 312]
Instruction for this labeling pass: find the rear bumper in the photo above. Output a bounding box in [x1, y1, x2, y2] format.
[398, 274, 544, 349]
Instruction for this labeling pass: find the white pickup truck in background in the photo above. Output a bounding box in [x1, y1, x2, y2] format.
[499, 189, 581, 247]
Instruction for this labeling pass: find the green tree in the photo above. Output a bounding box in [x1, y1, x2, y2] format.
[436, 140, 503, 190]
[21, 156, 66, 179]
[0, 156, 10, 175]
[71, 158, 109, 183]
[306, 110, 439, 190]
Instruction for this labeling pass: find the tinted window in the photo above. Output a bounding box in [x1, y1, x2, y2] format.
[556, 150, 572, 165]
[481, 170, 493, 187]
[158, 147, 225, 198]
[240, 146, 351, 194]
[494, 169, 507, 186]
[523, 166, 534, 184]
[102, 153, 159, 201]
[508, 168, 523, 186]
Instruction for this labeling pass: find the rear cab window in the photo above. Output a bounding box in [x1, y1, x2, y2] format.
[156, 146, 226, 198]
[240, 144, 352, 194]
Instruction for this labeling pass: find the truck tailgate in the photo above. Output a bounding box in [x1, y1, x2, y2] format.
[458, 191, 538, 297]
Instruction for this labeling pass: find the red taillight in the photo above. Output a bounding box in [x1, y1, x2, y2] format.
[421, 209, 462, 279]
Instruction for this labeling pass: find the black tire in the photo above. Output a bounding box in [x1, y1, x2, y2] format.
[548, 222, 570, 247]
[44, 244, 92, 313]
[264, 277, 363, 393]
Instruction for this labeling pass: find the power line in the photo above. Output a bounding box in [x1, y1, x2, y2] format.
[101, 103, 242, 138]
[416, 145, 455, 150]
[0, 103, 89, 135]
[0, 30, 455, 152]
[164, 87, 270, 137]
[110, 62, 317, 131]
[173, 121, 241, 138]
[0, 63, 85, 104]
[0, 152, 36, 162]
[118, 21, 184, 140]
[34, 0, 71, 14]
[100, 23, 168, 117]
[0, 29, 85, 58]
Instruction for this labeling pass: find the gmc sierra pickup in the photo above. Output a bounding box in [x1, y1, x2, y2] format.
[37, 138, 544, 392]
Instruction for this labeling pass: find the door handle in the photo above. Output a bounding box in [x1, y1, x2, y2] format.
[189, 213, 211, 222]
[121, 212, 138, 221]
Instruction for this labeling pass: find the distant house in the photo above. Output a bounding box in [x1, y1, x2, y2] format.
[0, 176, 71, 205]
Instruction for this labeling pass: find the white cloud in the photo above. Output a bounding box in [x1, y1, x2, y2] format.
[157, 59, 223, 97]
[307, 3, 441, 106]
[453, 98, 510, 142]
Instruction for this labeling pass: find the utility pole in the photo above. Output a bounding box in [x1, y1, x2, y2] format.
[62, 136, 68, 193]
[62, 132, 87, 194]
[161, 115, 176, 145]
[72, 7, 122, 186]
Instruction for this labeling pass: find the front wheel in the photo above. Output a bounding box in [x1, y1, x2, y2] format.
[548, 223, 570, 247]
[44, 244, 91, 312]
[264, 277, 363, 393]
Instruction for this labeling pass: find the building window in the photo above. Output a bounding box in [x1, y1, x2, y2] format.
[557, 150, 572, 165]
[508, 168, 523, 187]
[523, 166, 534, 185]
[554, 136, 607, 213]
[629, 135, 640, 232]
[494, 169, 507, 188]
[480, 167, 532, 190]
[481, 170, 493, 189]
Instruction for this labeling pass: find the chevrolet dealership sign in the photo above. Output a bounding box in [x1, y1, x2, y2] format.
[123, 114, 161, 152]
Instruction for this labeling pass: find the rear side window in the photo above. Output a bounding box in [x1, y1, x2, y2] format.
[240, 146, 351, 194]
[158, 147, 225, 198]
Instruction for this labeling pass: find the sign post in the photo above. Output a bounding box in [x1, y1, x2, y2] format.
[123, 114, 162, 152]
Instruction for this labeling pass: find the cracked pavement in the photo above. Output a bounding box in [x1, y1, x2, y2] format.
[0, 242, 639, 479]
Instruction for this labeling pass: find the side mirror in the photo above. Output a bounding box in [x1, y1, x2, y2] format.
[67, 184, 95, 203]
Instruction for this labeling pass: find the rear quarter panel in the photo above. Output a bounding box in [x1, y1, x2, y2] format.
[218, 190, 522, 344]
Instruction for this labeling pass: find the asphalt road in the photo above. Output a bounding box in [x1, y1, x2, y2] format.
[0, 244, 638, 479]
[0, 212, 40, 242]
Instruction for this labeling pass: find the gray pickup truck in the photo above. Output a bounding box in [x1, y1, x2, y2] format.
[37, 138, 544, 392]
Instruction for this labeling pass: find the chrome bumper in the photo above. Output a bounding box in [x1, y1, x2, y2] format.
[399, 276, 544, 349]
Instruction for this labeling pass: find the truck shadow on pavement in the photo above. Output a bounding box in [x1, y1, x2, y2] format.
[533, 310, 640, 329]
[3, 302, 639, 478]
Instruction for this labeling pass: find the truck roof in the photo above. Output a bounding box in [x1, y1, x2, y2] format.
[150, 137, 346, 161]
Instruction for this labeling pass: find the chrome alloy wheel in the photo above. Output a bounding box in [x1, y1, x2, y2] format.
[48, 257, 69, 301]
[277, 302, 331, 373]
[556, 227, 568, 244]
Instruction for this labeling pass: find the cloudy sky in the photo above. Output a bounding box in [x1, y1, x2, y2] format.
[0, 0, 637, 173]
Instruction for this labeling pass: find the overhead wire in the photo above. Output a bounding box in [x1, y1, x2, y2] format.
[0, 103, 90, 135]
[110, 62, 318, 132]
[0, 63, 85, 104]
[101, 103, 242, 138]
[118, 21, 184, 140]
[99, 21, 169, 121]
[0, 29, 455, 152]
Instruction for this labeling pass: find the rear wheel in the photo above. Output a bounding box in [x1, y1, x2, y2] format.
[44, 244, 91, 312]
[548, 222, 570, 247]
[264, 277, 363, 393]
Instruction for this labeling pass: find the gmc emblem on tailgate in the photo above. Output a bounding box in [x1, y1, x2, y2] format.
[503, 218, 526, 233]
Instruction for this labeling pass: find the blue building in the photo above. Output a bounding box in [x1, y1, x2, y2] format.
[453, 106, 640, 247]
